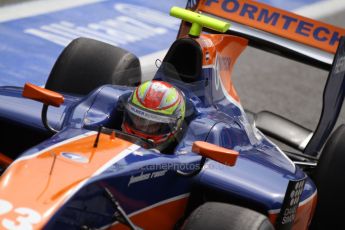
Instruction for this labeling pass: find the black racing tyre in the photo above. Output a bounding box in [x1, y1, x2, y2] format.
[182, 202, 274, 230]
[310, 124, 345, 230]
[45, 37, 141, 95]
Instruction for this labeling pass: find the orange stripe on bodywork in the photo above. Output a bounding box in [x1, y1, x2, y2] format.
[111, 195, 189, 230]
[0, 133, 134, 229]
[0, 153, 13, 167]
[269, 191, 317, 230]
[198, 0, 345, 54]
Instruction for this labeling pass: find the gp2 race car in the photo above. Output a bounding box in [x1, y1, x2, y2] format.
[0, 0, 345, 229]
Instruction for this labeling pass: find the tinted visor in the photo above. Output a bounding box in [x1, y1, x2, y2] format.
[124, 104, 177, 135]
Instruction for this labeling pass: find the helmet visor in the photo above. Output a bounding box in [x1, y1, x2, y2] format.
[124, 103, 177, 135]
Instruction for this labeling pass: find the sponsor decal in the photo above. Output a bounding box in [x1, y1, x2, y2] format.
[199, 0, 345, 53]
[276, 177, 306, 229]
[335, 56, 345, 74]
[214, 55, 231, 91]
[128, 169, 168, 186]
[217, 55, 231, 71]
[24, 3, 180, 47]
[127, 103, 175, 123]
[61, 152, 88, 163]
[0, 0, 185, 86]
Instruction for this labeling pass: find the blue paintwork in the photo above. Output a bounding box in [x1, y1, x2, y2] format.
[0, 54, 316, 228]
[0, 59, 316, 228]
[0, 86, 79, 132]
[0, 1, 323, 225]
[43, 143, 198, 228]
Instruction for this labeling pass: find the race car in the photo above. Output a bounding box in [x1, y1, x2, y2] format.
[0, 0, 345, 229]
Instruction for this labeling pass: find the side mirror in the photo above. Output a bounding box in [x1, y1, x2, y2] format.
[192, 141, 239, 166]
[22, 83, 64, 107]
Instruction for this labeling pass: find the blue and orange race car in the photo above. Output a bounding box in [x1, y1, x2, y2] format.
[0, 0, 345, 229]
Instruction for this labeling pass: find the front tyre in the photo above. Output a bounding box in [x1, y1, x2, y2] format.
[182, 202, 274, 230]
[45, 37, 141, 95]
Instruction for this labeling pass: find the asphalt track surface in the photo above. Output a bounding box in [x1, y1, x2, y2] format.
[0, 1, 344, 152]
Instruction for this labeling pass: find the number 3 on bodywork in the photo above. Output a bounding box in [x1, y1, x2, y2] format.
[0, 199, 42, 230]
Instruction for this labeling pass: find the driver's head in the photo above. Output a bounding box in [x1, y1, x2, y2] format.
[122, 80, 185, 145]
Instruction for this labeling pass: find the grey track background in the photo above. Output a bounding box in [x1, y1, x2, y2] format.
[0, 0, 33, 5]
[232, 11, 345, 135]
[0, 1, 344, 149]
[0, 0, 34, 6]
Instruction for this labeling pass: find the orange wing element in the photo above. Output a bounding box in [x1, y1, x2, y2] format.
[197, 0, 345, 54]
[0, 133, 134, 229]
[22, 83, 64, 107]
[192, 141, 239, 166]
[197, 34, 248, 103]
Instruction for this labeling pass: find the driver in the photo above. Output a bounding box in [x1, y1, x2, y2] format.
[122, 80, 186, 152]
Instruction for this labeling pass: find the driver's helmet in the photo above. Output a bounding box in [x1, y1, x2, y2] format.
[122, 80, 185, 145]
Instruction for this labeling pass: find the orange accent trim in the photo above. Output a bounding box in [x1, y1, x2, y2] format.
[309, 194, 317, 226]
[111, 196, 189, 230]
[198, 0, 345, 54]
[268, 192, 317, 230]
[0, 133, 133, 229]
[192, 141, 239, 166]
[268, 212, 277, 224]
[22, 83, 64, 107]
[110, 131, 116, 140]
[196, 35, 217, 66]
[0, 153, 13, 167]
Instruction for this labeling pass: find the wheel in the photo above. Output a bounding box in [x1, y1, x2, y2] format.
[310, 124, 345, 229]
[182, 202, 274, 230]
[45, 37, 141, 95]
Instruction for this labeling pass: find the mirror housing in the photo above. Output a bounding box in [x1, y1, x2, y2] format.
[192, 141, 239, 166]
[22, 83, 64, 107]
